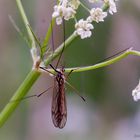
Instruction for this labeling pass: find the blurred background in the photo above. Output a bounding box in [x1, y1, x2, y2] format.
[0, 0, 140, 140]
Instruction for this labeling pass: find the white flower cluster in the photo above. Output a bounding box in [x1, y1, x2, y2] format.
[75, 19, 94, 39]
[52, 0, 76, 25]
[132, 80, 140, 101]
[87, 8, 107, 23]
[103, 0, 117, 15]
[52, 0, 118, 39]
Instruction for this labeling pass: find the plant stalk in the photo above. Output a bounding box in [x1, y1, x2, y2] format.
[0, 70, 40, 127]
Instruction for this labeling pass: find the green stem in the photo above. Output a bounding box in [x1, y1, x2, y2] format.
[46, 49, 140, 73]
[65, 49, 140, 72]
[16, 0, 36, 48]
[0, 70, 40, 127]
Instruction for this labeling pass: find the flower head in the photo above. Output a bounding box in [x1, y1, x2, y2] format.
[52, 0, 118, 38]
[103, 0, 117, 15]
[75, 19, 94, 39]
[52, 1, 76, 25]
[87, 8, 107, 23]
[132, 80, 140, 101]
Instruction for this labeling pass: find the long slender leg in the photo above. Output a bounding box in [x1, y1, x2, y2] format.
[40, 66, 55, 76]
[66, 69, 74, 80]
[10, 86, 53, 103]
[49, 64, 59, 73]
[65, 81, 85, 101]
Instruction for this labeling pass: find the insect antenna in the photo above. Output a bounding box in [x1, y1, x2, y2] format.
[48, 18, 66, 73]
[49, 64, 60, 73]
[55, 18, 66, 69]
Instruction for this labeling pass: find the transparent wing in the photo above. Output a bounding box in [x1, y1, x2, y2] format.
[51, 77, 67, 129]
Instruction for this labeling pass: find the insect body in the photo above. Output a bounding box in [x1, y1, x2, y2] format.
[52, 67, 67, 128]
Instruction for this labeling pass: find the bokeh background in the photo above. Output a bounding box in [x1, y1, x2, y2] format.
[0, 0, 140, 140]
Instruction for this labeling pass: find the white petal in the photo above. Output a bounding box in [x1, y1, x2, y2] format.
[132, 80, 140, 101]
[52, 11, 59, 18]
[56, 17, 63, 25]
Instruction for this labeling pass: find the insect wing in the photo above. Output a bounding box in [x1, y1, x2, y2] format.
[51, 76, 67, 129]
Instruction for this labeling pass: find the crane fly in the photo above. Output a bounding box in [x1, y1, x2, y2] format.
[41, 63, 84, 129]
[40, 65, 70, 128]
[40, 19, 72, 128]
[40, 63, 85, 128]
[39, 18, 86, 128]
[50, 64, 67, 128]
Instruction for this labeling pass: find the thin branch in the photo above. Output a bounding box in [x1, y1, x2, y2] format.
[46, 49, 140, 73]
[0, 70, 40, 127]
[16, 0, 36, 48]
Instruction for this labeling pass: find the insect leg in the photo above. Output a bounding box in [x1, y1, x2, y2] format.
[10, 86, 53, 103]
[65, 81, 86, 102]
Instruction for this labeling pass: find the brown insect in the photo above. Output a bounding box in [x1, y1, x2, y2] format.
[50, 64, 67, 128]
[48, 19, 68, 128]
[39, 19, 85, 128]
[48, 65, 85, 128]
[41, 61, 85, 129]
[40, 65, 74, 128]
